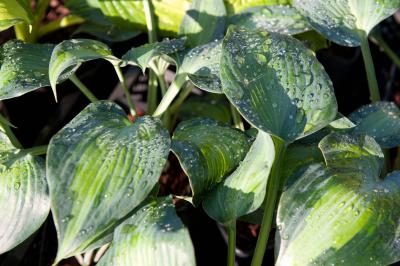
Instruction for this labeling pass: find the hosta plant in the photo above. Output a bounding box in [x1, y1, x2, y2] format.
[0, 0, 399, 266]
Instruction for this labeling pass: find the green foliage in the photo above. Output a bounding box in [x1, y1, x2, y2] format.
[0, 0, 32, 31]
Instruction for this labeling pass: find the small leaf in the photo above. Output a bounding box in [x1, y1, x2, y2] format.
[0, 0, 32, 31]
[171, 118, 250, 206]
[47, 101, 170, 262]
[349, 101, 400, 148]
[121, 38, 186, 72]
[97, 197, 195, 266]
[319, 132, 384, 178]
[0, 134, 49, 254]
[220, 26, 337, 143]
[230, 5, 311, 35]
[179, 0, 226, 47]
[0, 40, 59, 100]
[178, 39, 223, 93]
[49, 39, 119, 101]
[293, 0, 400, 46]
[203, 130, 275, 224]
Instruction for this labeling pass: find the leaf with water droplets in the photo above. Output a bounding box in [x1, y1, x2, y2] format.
[46, 101, 170, 263]
[293, 0, 400, 46]
[220, 26, 337, 143]
[49, 39, 119, 101]
[349, 101, 400, 148]
[179, 0, 226, 47]
[121, 38, 186, 73]
[276, 134, 400, 266]
[97, 196, 195, 266]
[171, 118, 250, 206]
[0, 0, 32, 31]
[231, 5, 311, 35]
[0, 40, 61, 100]
[0, 134, 49, 254]
[203, 130, 275, 224]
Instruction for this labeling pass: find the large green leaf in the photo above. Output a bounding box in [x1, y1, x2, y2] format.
[0, 0, 32, 31]
[49, 39, 119, 101]
[349, 101, 400, 148]
[276, 133, 400, 266]
[177, 40, 223, 93]
[171, 118, 250, 206]
[0, 134, 49, 254]
[0, 40, 58, 100]
[230, 5, 311, 35]
[224, 0, 291, 14]
[179, 0, 226, 47]
[220, 26, 337, 143]
[121, 38, 186, 73]
[203, 130, 275, 224]
[47, 101, 170, 262]
[97, 197, 195, 266]
[293, 0, 400, 46]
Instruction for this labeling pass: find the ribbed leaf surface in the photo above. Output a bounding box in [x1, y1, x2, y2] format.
[171, 118, 250, 205]
[47, 101, 170, 262]
[293, 0, 400, 46]
[0, 0, 32, 31]
[0, 135, 49, 254]
[97, 197, 195, 266]
[220, 26, 337, 142]
[203, 130, 275, 224]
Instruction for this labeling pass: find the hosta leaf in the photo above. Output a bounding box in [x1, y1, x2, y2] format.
[0, 0, 32, 31]
[295, 30, 329, 52]
[179, 0, 226, 47]
[220, 26, 337, 143]
[0, 40, 58, 100]
[49, 39, 119, 101]
[224, 0, 291, 14]
[349, 101, 400, 148]
[0, 134, 49, 253]
[178, 94, 231, 124]
[178, 39, 223, 93]
[231, 5, 311, 35]
[97, 197, 195, 266]
[293, 0, 400, 47]
[171, 118, 250, 206]
[121, 38, 186, 72]
[47, 101, 170, 262]
[203, 130, 275, 224]
[276, 163, 400, 266]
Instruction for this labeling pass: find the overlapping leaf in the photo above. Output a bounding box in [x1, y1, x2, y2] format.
[220, 26, 337, 143]
[49, 39, 119, 100]
[0, 40, 58, 100]
[171, 118, 250, 206]
[276, 133, 400, 266]
[349, 101, 400, 148]
[97, 197, 195, 266]
[0, 0, 32, 31]
[203, 130, 275, 224]
[0, 134, 49, 254]
[293, 0, 400, 46]
[179, 0, 226, 47]
[47, 101, 170, 262]
[231, 5, 310, 35]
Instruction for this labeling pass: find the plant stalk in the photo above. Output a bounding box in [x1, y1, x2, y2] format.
[14, 23, 31, 42]
[147, 73, 159, 114]
[230, 104, 244, 130]
[113, 64, 136, 116]
[360, 34, 380, 102]
[69, 74, 98, 103]
[37, 15, 84, 38]
[0, 113, 22, 149]
[371, 32, 400, 70]
[157, 74, 168, 96]
[251, 137, 287, 266]
[226, 221, 236, 266]
[23, 145, 48, 156]
[153, 74, 187, 117]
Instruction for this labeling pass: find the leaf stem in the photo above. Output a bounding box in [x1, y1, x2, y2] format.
[251, 137, 287, 266]
[157, 74, 168, 96]
[226, 221, 236, 266]
[23, 145, 48, 156]
[230, 104, 244, 130]
[153, 74, 187, 117]
[360, 34, 380, 102]
[113, 64, 136, 116]
[14, 23, 31, 42]
[37, 15, 85, 38]
[371, 32, 400, 70]
[0, 113, 22, 149]
[143, 0, 157, 44]
[69, 74, 98, 103]
[147, 73, 159, 114]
